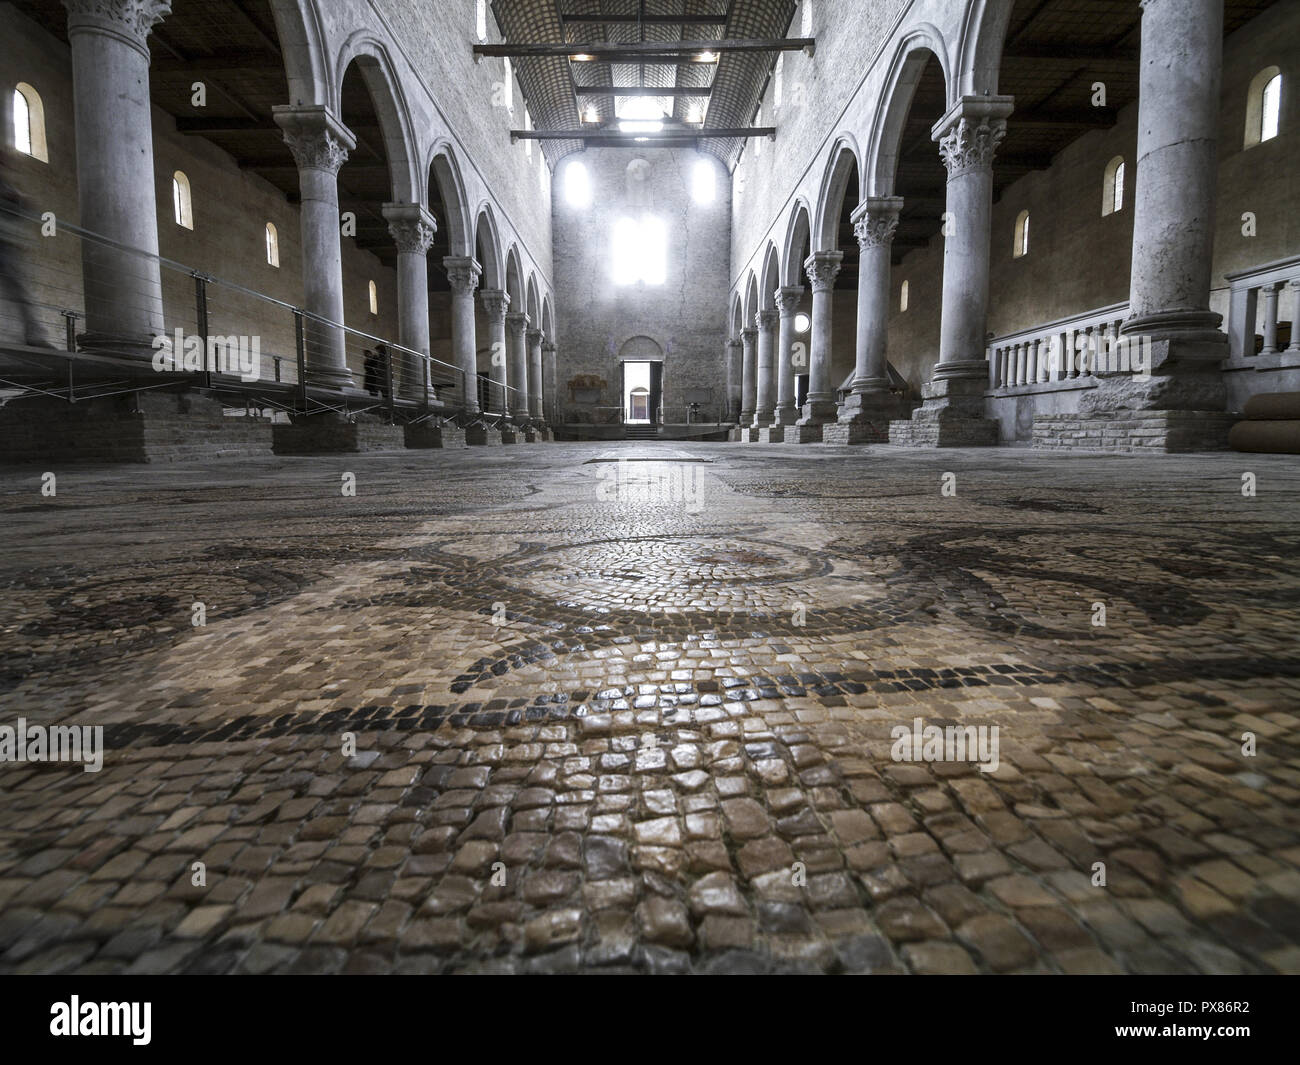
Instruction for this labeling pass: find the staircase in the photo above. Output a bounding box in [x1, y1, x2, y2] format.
[624, 424, 659, 440]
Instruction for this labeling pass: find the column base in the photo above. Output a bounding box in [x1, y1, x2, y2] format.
[404, 424, 466, 449]
[465, 424, 505, 446]
[784, 423, 825, 443]
[752, 411, 775, 428]
[273, 416, 405, 454]
[773, 404, 800, 426]
[741, 426, 762, 442]
[888, 374, 998, 447]
[796, 398, 840, 426]
[1033, 409, 1235, 452]
[822, 420, 885, 445]
[757, 425, 785, 443]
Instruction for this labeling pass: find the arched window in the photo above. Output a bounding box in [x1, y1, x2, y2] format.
[900, 279, 909, 312]
[774, 55, 784, 109]
[691, 158, 715, 205]
[1013, 210, 1029, 258]
[264, 222, 279, 267]
[12, 83, 47, 162]
[801, 0, 813, 37]
[1102, 156, 1125, 216]
[502, 57, 514, 114]
[172, 170, 193, 229]
[368, 280, 378, 315]
[476, 0, 488, 42]
[564, 158, 591, 208]
[1245, 67, 1282, 148]
[612, 215, 666, 286]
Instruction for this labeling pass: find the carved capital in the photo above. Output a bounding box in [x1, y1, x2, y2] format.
[741, 327, 758, 344]
[444, 256, 482, 298]
[541, 342, 558, 354]
[526, 328, 544, 345]
[273, 105, 355, 175]
[506, 311, 530, 337]
[932, 96, 1013, 179]
[383, 203, 437, 255]
[63, 0, 170, 56]
[775, 286, 805, 317]
[803, 251, 843, 293]
[851, 196, 904, 249]
[755, 309, 779, 330]
[480, 288, 510, 321]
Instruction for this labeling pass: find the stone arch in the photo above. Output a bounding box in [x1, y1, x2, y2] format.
[428, 142, 473, 258]
[268, 0, 330, 106]
[474, 205, 504, 292]
[542, 297, 554, 340]
[505, 245, 525, 308]
[956, 0, 1016, 99]
[335, 33, 419, 203]
[618, 335, 664, 361]
[781, 200, 812, 287]
[866, 28, 952, 197]
[730, 290, 745, 337]
[813, 135, 861, 253]
[526, 274, 540, 323]
[759, 243, 781, 311]
[743, 272, 760, 325]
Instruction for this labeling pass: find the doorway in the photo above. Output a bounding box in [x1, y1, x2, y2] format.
[618, 336, 665, 426]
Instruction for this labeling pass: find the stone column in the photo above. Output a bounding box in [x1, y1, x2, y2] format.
[274, 104, 357, 390]
[848, 197, 903, 404]
[798, 252, 842, 436]
[725, 338, 743, 422]
[891, 97, 1010, 446]
[383, 203, 436, 403]
[527, 327, 544, 425]
[64, 0, 171, 350]
[506, 311, 530, 421]
[480, 289, 509, 416]
[444, 257, 481, 414]
[739, 327, 758, 429]
[1104, 0, 1229, 414]
[753, 309, 779, 427]
[774, 287, 805, 427]
[542, 341, 559, 425]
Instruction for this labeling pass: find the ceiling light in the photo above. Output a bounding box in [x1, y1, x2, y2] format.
[695, 51, 718, 63]
[617, 96, 665, 134]
[583, 105, 599, 123]
[570, 53, 595, 62]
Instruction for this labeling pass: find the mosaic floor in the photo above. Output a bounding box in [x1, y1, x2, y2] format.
[1, 441, 1298, 974]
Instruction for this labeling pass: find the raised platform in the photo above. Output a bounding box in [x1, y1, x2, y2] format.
[403, 424, 467, 449]
[0, 391, 273, 464]
[272, 418, 406, 455]
[1033, 410, 1236, 452]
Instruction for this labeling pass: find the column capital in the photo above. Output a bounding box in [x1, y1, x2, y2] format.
[526, 327, 544, 345]
[444, 256, 482, 297]
[506, 310, 530, 336]
[741, 327, 758, 343]
[932, 95, 1013, 179]
[63, 0, 170, 58]
[775, 286, 805, 316]
[382, 203, 437, 255]
[803, 251, 844, 293]
[273, 105, 356, 175]
[851, 196, 904, 249]
[541, 341, 558, 354]
[755, 308, 779, 330]
[726, 337, 744, 350]
[480, 288, 510, 321]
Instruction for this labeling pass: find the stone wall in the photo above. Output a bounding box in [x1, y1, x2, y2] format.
[552, 148, 732, 425]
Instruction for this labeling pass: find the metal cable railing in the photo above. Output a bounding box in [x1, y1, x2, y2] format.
[0, 204, 538, 425]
